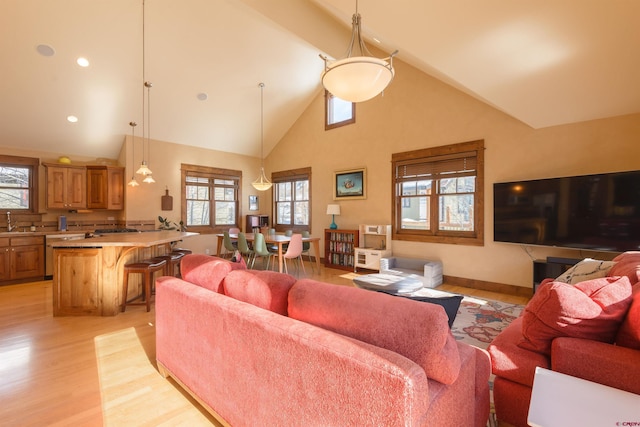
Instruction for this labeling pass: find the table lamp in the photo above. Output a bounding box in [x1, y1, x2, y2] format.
[326, 204, 341, 229]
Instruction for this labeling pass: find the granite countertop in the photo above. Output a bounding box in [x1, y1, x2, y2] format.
[49, 230, 198, 248]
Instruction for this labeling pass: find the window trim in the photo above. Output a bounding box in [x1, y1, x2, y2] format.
[0, 154, 39, 214]
[181, 163, 242, 234]
[391, 140, 484, 246]
[324, 90, 355, 130]
[272, 167, 311, 233]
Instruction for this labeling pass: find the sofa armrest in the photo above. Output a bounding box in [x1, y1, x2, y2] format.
[552, 337, 640, 395]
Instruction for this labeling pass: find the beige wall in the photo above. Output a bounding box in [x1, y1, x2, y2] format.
[267, 58, 640, 289]
[123, 136, 262, 255]
[4, 56, 638, 289]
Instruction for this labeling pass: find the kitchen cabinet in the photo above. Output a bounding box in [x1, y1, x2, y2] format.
[44, 164, 87, 209]
[53, 248, 102, 316]
[86, 165, 124, 210]
[0, 235, 44, 283]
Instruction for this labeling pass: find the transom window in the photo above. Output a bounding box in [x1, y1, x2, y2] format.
[325, 91, 355, 130]
[0, 155, 39, 213]
[272, 167, 311, 233]
[392, 140, 484, 245]
[181, 164, 241, 233]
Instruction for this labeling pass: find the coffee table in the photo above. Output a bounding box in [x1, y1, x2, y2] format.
[353, 273, 463, 328]
[353, 273, 424, 294]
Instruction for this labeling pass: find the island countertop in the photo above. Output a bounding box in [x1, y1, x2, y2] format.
[52, 230, 198, 316]
[50, 230, 198, 248]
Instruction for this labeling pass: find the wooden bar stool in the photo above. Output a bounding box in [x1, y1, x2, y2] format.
[171, 248, 192, 255]
[170, 249, 191, 277]
[153, 252, 185, 277]
[121, 258, 167, 312]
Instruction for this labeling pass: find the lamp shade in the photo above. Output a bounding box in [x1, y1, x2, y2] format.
[326, 204, 341, 215]
[252, 167, 273, 191]
[136, 161, 152, 176]
[322, 56, 394, 103]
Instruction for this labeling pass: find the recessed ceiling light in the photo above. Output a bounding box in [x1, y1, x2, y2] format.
[197, 92, 208, 101]
[77, 57, 90, 67]
[67, 115, 78, 123]
[36, 44, 55, 57]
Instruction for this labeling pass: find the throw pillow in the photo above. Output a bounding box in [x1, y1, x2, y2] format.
[555, 258, 616, 285]
[609, 252, 640, 285]
[519, 276, 633, 355]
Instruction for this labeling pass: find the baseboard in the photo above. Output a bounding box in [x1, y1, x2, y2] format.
[443, 275, 533, 298]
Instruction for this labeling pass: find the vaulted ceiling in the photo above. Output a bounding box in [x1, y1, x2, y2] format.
[1, 0, 638, 160]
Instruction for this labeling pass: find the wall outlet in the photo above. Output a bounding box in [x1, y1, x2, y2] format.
[205, 248, 210, 255]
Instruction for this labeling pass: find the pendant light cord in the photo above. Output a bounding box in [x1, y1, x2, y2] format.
[141, 0, 146, 163]
[259, 82, 265, 169]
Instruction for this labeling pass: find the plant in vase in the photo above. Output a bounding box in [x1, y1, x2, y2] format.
[158, 216, 186, 231]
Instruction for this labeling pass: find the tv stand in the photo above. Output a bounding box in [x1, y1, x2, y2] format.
[532, 257, 581, 293]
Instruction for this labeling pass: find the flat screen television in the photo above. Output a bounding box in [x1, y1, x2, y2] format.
[493, 170, 640, 252]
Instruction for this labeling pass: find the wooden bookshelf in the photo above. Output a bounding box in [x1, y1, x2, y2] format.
[324, 229, 359, 271]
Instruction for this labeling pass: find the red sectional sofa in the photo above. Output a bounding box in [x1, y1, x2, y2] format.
[155, 255, 491, 426]
[488, 252, 640, 427]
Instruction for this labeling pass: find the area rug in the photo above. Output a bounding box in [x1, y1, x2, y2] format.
[451, 296, 524, 423]
[452, 296, 524, 349]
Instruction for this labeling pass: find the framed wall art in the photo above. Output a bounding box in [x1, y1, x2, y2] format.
[333, 168, 366, 200]
[249, 195, 259, 211]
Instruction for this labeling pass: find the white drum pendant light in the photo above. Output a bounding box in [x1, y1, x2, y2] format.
[320, 1, 398, 102]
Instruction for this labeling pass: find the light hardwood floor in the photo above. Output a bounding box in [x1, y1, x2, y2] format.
[0, 262, 529, 426]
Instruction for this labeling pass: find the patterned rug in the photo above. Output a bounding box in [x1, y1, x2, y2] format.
[451, 296, 524, 423]
[452, 295, 524, 349]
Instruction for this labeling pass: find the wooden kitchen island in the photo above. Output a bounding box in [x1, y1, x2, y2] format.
[51, 231, 197, 316]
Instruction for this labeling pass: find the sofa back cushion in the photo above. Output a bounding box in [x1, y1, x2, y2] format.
[519, 276, 633, 355]
[609, 251, 640, 285]
[287, 279, 461, 385]
[222, 270, 296, 315]
[616, 283, 640, 349]
[181, 255, 245, 293]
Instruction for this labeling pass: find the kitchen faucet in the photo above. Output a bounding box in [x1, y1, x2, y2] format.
[6, 212, 15, 232]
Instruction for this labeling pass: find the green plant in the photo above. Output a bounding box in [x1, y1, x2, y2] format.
[158, 216, 186, 231]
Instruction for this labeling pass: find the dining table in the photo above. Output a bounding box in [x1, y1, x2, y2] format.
[215, 232, 321, 273]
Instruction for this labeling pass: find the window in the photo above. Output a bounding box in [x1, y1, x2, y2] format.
[392, 140, 484, 245]
[0, 155, 39, 213]
[272, 167, 311, 232]
[325, 90, 355, 130]
[181, 164, 241, 233]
